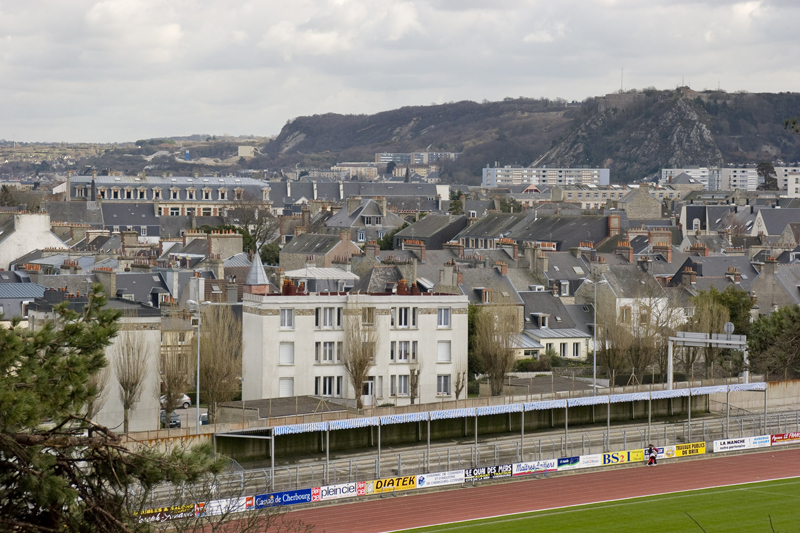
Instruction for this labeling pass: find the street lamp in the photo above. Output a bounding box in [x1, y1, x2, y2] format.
[187, 299, 211, 434]
[585, 279, 607, 395]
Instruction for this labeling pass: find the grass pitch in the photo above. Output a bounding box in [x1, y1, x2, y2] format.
[399, 477, 800, 533]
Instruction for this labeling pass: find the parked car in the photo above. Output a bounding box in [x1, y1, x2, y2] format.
[160, 410, 181, 429]
[160, 394, 191, 410]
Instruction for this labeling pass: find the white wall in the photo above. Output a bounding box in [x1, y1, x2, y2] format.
[0, 213, 66, 270]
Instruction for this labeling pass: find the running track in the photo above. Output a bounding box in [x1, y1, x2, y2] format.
[277, 447, 800, 533]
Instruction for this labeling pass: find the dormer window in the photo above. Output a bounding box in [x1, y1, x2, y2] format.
[170, 188, 179, 200]
[187, 188, 196, 200]
[203, 189, 211, 200]
[219, 188, 227, 200]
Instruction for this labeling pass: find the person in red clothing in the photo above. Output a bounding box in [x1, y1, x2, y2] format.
[647, 444, 658, 466]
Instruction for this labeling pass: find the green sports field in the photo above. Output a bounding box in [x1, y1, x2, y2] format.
[401, 478, 800, 533]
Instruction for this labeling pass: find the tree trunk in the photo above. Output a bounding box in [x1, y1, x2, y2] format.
[123, 409, 129, 435]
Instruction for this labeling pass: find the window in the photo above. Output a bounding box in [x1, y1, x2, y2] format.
[560, 343, 568, 357]
[437, 308, 450, 328]
[153, 189, 161, 199]
[437, 375, 451, 395]
[321, 376, 334, 396]
[171, 189, 179, 200]
[390, 375, 396, 396]
[279, 343, 294, 365]
[336, 376, 343, 397]
[546, 342, 554, 353]
[112, 189, 119, 199]
[397, 307, 409, 328]
[279, 378, 294, 397]
[280, 309, 294, 329]
[397, 341, 410, 361]
[140, 227, 147, 236]
[315, 342, 320, 362]
[138, 189, 146, 199]
[377, 376, 384, 398]
[203, 189, 211, 200]
[169, 207, 180, 216]
[357, 229, 366, 242]
[337, 341, 343, 362]
[323, 342, 334, 362]
[619, 306, 632, 324]
[219, 189, 227, 200]
[362, 307, 375, 326]
[316, 307, 336, 328]
[573, 342, 580, 358]
[377, 230, 386, 239]
[187, 189, 195, 200]
[125, 189, 132, 199]
[412, 341, 418, 361]
[398, 375, 409, 396]
[437, 341, 451, 362]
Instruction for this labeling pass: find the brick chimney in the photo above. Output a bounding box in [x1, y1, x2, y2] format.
[339, 229, 351, 243]
[763, 256, 778, 277]
[92, 266, 117, 297]
[528, 245, 549, 276]
[616, 241, 634, 263]
[690, 243, 709, 257]
[375, 196, 387, 217]
[495, 261, 508, 276]
[443, 240, 464, 257]
[652, 242, 672, 263]
[365, 240, 380, 259]
[498, 238, 518, 260]
[396, 279, 409, 295]
[681, 266, 697, 288]
[403, 239, 426, 262]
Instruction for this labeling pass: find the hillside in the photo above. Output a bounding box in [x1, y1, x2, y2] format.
[268, 88, 800, 183]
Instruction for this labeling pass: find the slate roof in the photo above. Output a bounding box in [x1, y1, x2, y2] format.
[509, 215, 609, 250]
[519, 291, 575, 329]
[244, 252, 270, 286]
[43, 201, 104, 226]
[458, 268, 522, 305]
[0, 283, 46, 299]
[73, 234, 123, 253]
[602, 264, 666, 299]
[38, 274, 99, 295]
[101, 202, 159, 230]
[394, 214, 466, 239]
[351, 265, 404, 293]
[758, 208, 800, 235]
[324, 199, 405, 230]
[280, 233, 342, 255]
[160, 216, 226, 239]
[669, 255, 758, 291]
[454, 212, 529, 241]
[114, 272, 170, 303]
[774, 264, 800, 304]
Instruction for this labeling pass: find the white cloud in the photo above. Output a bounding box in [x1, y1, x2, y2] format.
[0, 0, 798, 142]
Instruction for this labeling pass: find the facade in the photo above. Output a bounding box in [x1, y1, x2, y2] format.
[67, 175, 270, 218]
[777, 166, 800, 196]
[0, 213, 67, 270]
[482, 166, 609, 188]
[331, 163, 379, 181]
[661, 166, 761, 191]
[242, 291, 469, 406]
[661, 167, 712, 189]
[375, 152, 459, 165]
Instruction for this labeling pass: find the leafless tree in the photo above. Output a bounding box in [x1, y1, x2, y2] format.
[225, 190, 280, 251]
[689, 292, 730, 379]
[409, 363, 421, 405]
[85, 366, 110, 421]
[341, 301, 377, 409]
[597, 306, 632, 382]
[473, 305, 518, 396]
[161, 333, 190, 418]
[114, 326, 151, 434]
[453, 359, 467, 400]
[194, 305, 242, 422]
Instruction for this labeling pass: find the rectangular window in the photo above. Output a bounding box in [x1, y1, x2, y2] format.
[219, 190, 226, 200]
[140, 227, 147, 236]
[279, 378, 294, 397]
[323, 342, 334, 362]
[279, 343, 294, 365]
[203, 190, 210, 200]
[437, 308, 450, 328]
[390, 341, 396, 361]
[337, 341, 343, 362]
[362, 307, 375, 326]
[573, 342, 580, 358]
[324, 307, 334, 328]
[323, 376, 334, 397]
[390, 307, 396, 327]
[187, 190, 195, 200]
[398, 341, 410, 361]
[398, 307, 409, 328]
[171, 190, 179, 199]
[337, 307, 342, 327]
[315, 342, 320, 362]
[412, 307, 417, 327]
[390, 375, 396, 396]
[336, 376, 342, 397]
[560, 343, 567, 358]
[412, 341, 418, 361]
[377, 376, 384, 398]
[437, 375, 451, 395]
[315, 376, 320, 395]
[169, 208, 180, 216]
[280, 309, 294, 329]
[437, 341, 451, 362]
[398, 375, 409, 396]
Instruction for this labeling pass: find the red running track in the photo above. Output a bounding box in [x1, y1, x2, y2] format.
[278, 448, 800, 533]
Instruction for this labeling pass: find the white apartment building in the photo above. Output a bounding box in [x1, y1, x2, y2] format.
[719, 167, 758, 191]
[777, 166, 800, 196]
[661, 167, 712, 189]
[482, 166, 609, 188]
[662, 165, 764, 191]
[242, 292, 469, 406]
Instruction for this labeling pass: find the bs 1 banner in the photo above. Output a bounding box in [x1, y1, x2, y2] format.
[464, 464, 512, 481]
[253, 489, 313, 509]
[416, 470, 465, 489]
[601, 449, 644, 465]
[674, 442, 706, 457]
[366, 475, 417, 495]
[771, 432, 800, 446]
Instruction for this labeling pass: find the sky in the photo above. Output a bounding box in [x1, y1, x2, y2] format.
[1, 0, 798, 143]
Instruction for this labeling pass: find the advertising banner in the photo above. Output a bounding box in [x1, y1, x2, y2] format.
[557, 456, 581, 471]
[312, 481, 366, 502]
[675, 442, 706, 457]
[578, 454, 603, 469]
[771, 432, 800, 446]
[512, 459, 557, 476]
[601, 449, 645, 465]
[195, 497, 253, 517]
[416, 470, 465, 489]
[463, 464, 512, 481]
[366, 475, 417, 495]
[136, 504, 195, 523]
[253, 489, 313, 509]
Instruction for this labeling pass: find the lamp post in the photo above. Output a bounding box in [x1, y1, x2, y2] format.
[187, 299, 211, 434]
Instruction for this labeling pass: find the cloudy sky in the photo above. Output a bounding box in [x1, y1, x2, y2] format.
[1, 0, 798, 142]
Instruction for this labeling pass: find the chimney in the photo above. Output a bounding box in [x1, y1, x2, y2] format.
[607, 214, 621, 237]
[495, 261, 508, 276]
[652, 242, 672, 263]
[457, 271, 463, 285]
[339, 180, 344, 200]
[208, 230, 243, 258]
[396, 279, 409, 295]
[498, 238, 518, 260]
[340, 229, 351, 243]
[590, 255, 607, 278]
[569, 247, 581, 258]
[403, 239, 426, 262]
[365, 241, 380, 259]
[375, 196, 387, 217]
[681, 266, 697, 288]
[690, 243, 709, 257]
[764, 256, 778, 277]
[616, 241, 634, 263]
[443, 240, 464, 258]
[726, 266, 742, 282]
[529, 246, 549, 275]
[301, 205, 311, 227]
[347, 196, 362, 215]
[93, 267, 117, 297]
